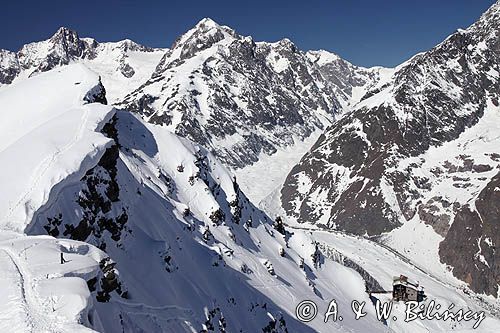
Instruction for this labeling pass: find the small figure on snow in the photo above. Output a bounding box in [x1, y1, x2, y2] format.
[60, 252, 68, 264]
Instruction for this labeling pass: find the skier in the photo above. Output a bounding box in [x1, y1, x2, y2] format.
[60, 252, 67, 264]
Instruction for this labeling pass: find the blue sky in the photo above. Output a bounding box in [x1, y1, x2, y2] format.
[0, 0, 495, 67]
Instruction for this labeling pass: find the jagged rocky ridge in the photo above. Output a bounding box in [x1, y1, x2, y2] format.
[17, 71, 393, 332]
[119, 18, 342, 168]
[0, 27, 165, 103]
[279, 1, 500, 296]
[306, 50, 393, 108]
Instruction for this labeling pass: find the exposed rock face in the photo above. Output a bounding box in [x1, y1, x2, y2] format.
[306, 50, 392, 107]
[279, 0, 500, 295]
[119, 18, 341, 168]
[439, 171, 500, 296]
[87, 257, 129, 303]
[417, 197, 451, 237]
[35, 114, 128, 251]
[0, 50, 20, 84]
[17, 27, 95, 76]
[84, 77, 108, 105]
[281, 105, 404, 235]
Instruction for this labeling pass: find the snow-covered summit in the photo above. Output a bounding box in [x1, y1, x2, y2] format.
[306, 49, 394, 108]
[166, 17, 238, 64]
[120, 19, 342, 169]
[0, 27, 166, 103]
[307, 49, 342, 66]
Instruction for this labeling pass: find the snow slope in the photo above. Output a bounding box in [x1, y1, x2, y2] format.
[82, 40, 165, 104]
[0, 232, 109, 333]
[25, 110, 385, 332]
[0, 64, 115, 232]
[233, 129, 323, 204]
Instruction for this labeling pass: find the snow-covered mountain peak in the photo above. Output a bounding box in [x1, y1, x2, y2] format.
[275, 37, 295, 48]
[104, 38, 156, 52]
[305, 49, 393, 108]
[0, 29, 167, 103]
[16, 26, 92, 75]
[191, 17, 237, 37]
[307, 49, 342, 66]
[121, 20, 342, 169]
[168, 17, 238, 62]
[49, 26, 80, 43]
[195, 17, 222, 29]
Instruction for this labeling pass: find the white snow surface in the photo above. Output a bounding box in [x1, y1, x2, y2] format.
[0, 232, 107, 333]
[233, 130, 323, 204]
[0, 64, 115, 232]
[82, 42, 165, 104]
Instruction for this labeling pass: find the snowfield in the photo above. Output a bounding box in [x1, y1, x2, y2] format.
[82, 42, 166, 104]
[0, 64, 115, 232]
[0, 232, 107, 333]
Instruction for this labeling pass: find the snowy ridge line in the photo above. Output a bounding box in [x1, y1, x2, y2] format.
[24, 122, 117, 235]
[0, 64, 116, 232]
[4, 107, 91, 223]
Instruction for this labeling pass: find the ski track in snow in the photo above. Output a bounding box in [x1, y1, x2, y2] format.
[4, 107, 91, 223]
[0, 249, 33, 332]
[0, 246, 52, 333]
